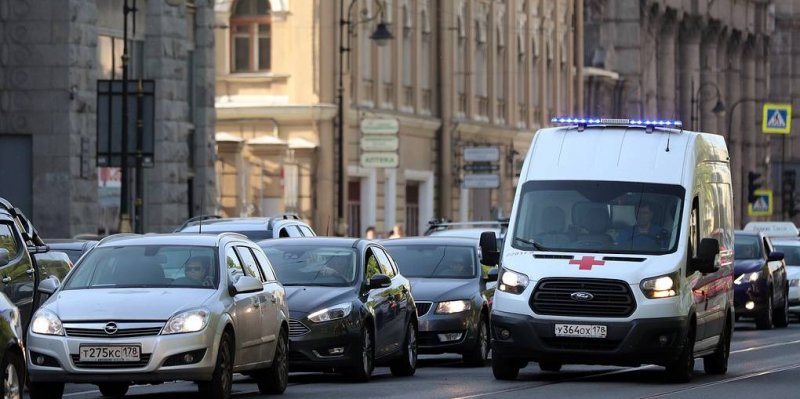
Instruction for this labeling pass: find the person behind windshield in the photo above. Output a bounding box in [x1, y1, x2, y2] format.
[320, 255, 351, 280]
[173, 256, 213, 287]
[617, 201, 668, 247]
[443, 253, 472, 277]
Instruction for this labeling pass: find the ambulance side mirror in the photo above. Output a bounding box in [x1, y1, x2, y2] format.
[691, 238, 720, 274]
[480, 232, 499, 267]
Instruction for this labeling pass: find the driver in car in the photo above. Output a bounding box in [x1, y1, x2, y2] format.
[320, 255, 351, 280]
[617, 201, 668, 248]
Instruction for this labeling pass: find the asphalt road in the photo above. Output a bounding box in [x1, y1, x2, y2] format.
[43, 321, 800, 399]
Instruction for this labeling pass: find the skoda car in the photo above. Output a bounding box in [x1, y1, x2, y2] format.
[382, 237, 494, 366]
[733, 231, 789, 329]
[770, 237, 800, 317]
[26, 233, 290, 399]
[259, 237, 418, 382]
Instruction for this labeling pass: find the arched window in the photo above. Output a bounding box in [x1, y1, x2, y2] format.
[230, 0, 271, 73]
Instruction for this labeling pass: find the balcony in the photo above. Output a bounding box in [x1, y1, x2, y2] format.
[457, 94, 467, 116]
[382, 83, 394, 109]
[518, 104, 528, 127]
[403, 86, 414, 110]
[421, 89, 432, 115]
[362, 80, 374, 104]
[497, 100, 506, 123]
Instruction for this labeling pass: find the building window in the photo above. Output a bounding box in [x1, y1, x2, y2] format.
[98, 35, 144, 79]
[405, 183, 419, 236]
[496, 29, 505, 102]
[531, 37, 539, 109]
[347, 181, 362, 238]
[230, 0, 271, 73]
[402, 5, 412, 88]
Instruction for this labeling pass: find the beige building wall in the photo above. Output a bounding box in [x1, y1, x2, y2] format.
[214, 0, 582, 237]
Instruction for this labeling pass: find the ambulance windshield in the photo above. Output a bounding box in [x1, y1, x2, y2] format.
[511, 180, 685, 255]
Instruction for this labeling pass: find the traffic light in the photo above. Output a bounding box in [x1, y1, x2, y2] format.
[783, 170, 798, 218]
[748, 171, 762, 204]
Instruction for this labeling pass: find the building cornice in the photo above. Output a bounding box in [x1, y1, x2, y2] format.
[216, 104, 337, 122]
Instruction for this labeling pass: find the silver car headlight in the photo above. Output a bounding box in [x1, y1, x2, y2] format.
[435, 300, 471, 314]
[308, 303, 353, 323]
[31, 309, 64, 336]
[161, 308, 210, 335]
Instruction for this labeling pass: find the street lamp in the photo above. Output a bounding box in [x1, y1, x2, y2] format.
[690, 80, 726, 131]
[727, 97, 758, 225]
[336, 0, 393, 236]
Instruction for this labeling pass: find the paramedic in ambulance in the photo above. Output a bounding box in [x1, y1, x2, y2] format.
[618, 201, 668, 249]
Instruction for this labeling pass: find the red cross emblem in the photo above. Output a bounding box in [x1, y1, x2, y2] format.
[569, 256, 605, 271]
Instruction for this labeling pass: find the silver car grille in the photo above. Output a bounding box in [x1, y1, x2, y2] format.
[63, 322, 165, 338]
[71, 354, 151, 369]
[288, 319, 310, 337]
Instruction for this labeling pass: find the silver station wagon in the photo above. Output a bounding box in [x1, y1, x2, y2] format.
[26, 233, 289, 399]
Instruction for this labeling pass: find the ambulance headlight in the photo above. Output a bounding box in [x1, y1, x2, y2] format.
[641, 271, 679, 299]
[498, 268, 529, 295]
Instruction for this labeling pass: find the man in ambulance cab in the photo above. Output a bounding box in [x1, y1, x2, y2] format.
[617, 201, 669, 249]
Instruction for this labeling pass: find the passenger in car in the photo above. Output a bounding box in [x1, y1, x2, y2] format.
[617, 201, 668, 248]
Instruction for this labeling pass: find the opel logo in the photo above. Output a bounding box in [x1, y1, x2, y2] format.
[570, 292, 594, 301]
[104, 322, 118, 335]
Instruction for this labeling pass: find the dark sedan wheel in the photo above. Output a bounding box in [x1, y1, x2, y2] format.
[390, 322, 417, 377]
[0, 352, 22, 399]
[258, 329, 288, 394]
[348, 327, 374, 382]
[756, 290, 774, 330]
[199, 332, 233, 399]
[463, 316, 490, 367]
[774, 288, 790, 328]
[28, 382, 64, 399]
[98, 383, 129, 397]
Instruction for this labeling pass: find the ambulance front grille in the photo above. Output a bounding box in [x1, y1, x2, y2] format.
[531, 278, 636, 318]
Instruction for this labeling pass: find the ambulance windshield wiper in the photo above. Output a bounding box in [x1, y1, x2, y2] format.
[513, 237, 549, 251]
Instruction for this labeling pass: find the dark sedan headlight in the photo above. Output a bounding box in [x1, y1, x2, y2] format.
[31, 309, 64, 336]
[435, 300, 471, 314]
[734, 271, 761, 285]
[308, 303, 353, 323]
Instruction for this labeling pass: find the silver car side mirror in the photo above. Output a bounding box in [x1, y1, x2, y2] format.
[232, 275, 263, 295]
[38, 277, 60, 295]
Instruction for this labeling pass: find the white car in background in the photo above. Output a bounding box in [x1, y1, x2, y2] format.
[771, 237, 800, 316]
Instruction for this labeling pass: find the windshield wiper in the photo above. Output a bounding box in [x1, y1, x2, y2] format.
[513, 237, 549, 251]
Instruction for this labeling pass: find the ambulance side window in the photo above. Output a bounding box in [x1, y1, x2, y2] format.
[688, 197, 699, 263]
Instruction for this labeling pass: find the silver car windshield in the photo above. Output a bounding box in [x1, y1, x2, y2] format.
[512, 180, 685, 254]
[63, 245, 218, 289]
[384, 245, 477, 279]
[262, 245, 357, 287]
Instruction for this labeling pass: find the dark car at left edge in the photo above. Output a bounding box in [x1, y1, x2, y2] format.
[258, 237, 418, 382]
[733, 230, 789, 329]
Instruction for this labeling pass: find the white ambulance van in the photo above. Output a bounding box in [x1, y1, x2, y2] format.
[480, 118, 734, 383]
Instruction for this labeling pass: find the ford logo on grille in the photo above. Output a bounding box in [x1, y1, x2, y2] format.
[104, 322, 118, 335]
[570, 292, 594, 301]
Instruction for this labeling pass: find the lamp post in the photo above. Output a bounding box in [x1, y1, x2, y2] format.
[727, 97, 758, 225]
[118, 0, 136, 234]
[335, 0, 393, 236]
[690, 80, 726, 131]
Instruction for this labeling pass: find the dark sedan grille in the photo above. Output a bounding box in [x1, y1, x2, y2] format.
[415, 302, 433, 316]
[71, 354, 151, 369]
[289, 319, 310, 337]
[65, 327, 163, 338]
[531, 278, 636, 318]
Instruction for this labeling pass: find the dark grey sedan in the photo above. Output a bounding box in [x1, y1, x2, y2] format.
[382, 237, 495, 366]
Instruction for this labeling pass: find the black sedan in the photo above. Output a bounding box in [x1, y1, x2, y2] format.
[382, 237, 494, 366]
[258, 237, 418, 382]
[0, 292, 25, 398]
[44, 239, 98, 264]
[733, 231, 789, 329]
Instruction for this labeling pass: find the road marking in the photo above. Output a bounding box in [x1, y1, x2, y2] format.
[452, 335, 800, 399]
[638, 362, 800, 399]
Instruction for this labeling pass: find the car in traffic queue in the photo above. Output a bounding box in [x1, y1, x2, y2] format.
[770, 237, 800, 317]
[381, 237, 494, 366]
[258, 237, 418, 382]
[176, 214, 316, 240]
[733, 230, 790, 329]
[44, 239, 98, 264]
[26, 233, 290, 399]
[0, 292, 26, 399]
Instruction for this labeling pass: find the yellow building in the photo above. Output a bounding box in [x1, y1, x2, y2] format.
[213, 0, 583, 237]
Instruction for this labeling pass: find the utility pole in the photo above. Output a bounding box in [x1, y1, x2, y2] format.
[118, 0, 135, 234]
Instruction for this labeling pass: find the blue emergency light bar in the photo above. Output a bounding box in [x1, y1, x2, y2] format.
[550, 117, 683, 129]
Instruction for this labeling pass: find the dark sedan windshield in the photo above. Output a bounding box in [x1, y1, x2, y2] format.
[773, 244, 800, 266]
[383, 245, 477, 279]
[734, 235, 763, 260]
[261, 244, 358, 286]
[511, 180, 684, 254]
[63, 245, 218, 289]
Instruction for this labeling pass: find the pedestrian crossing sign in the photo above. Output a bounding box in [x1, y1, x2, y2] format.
[748, 189, 773, 216]
[762, 103, 792, 134]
